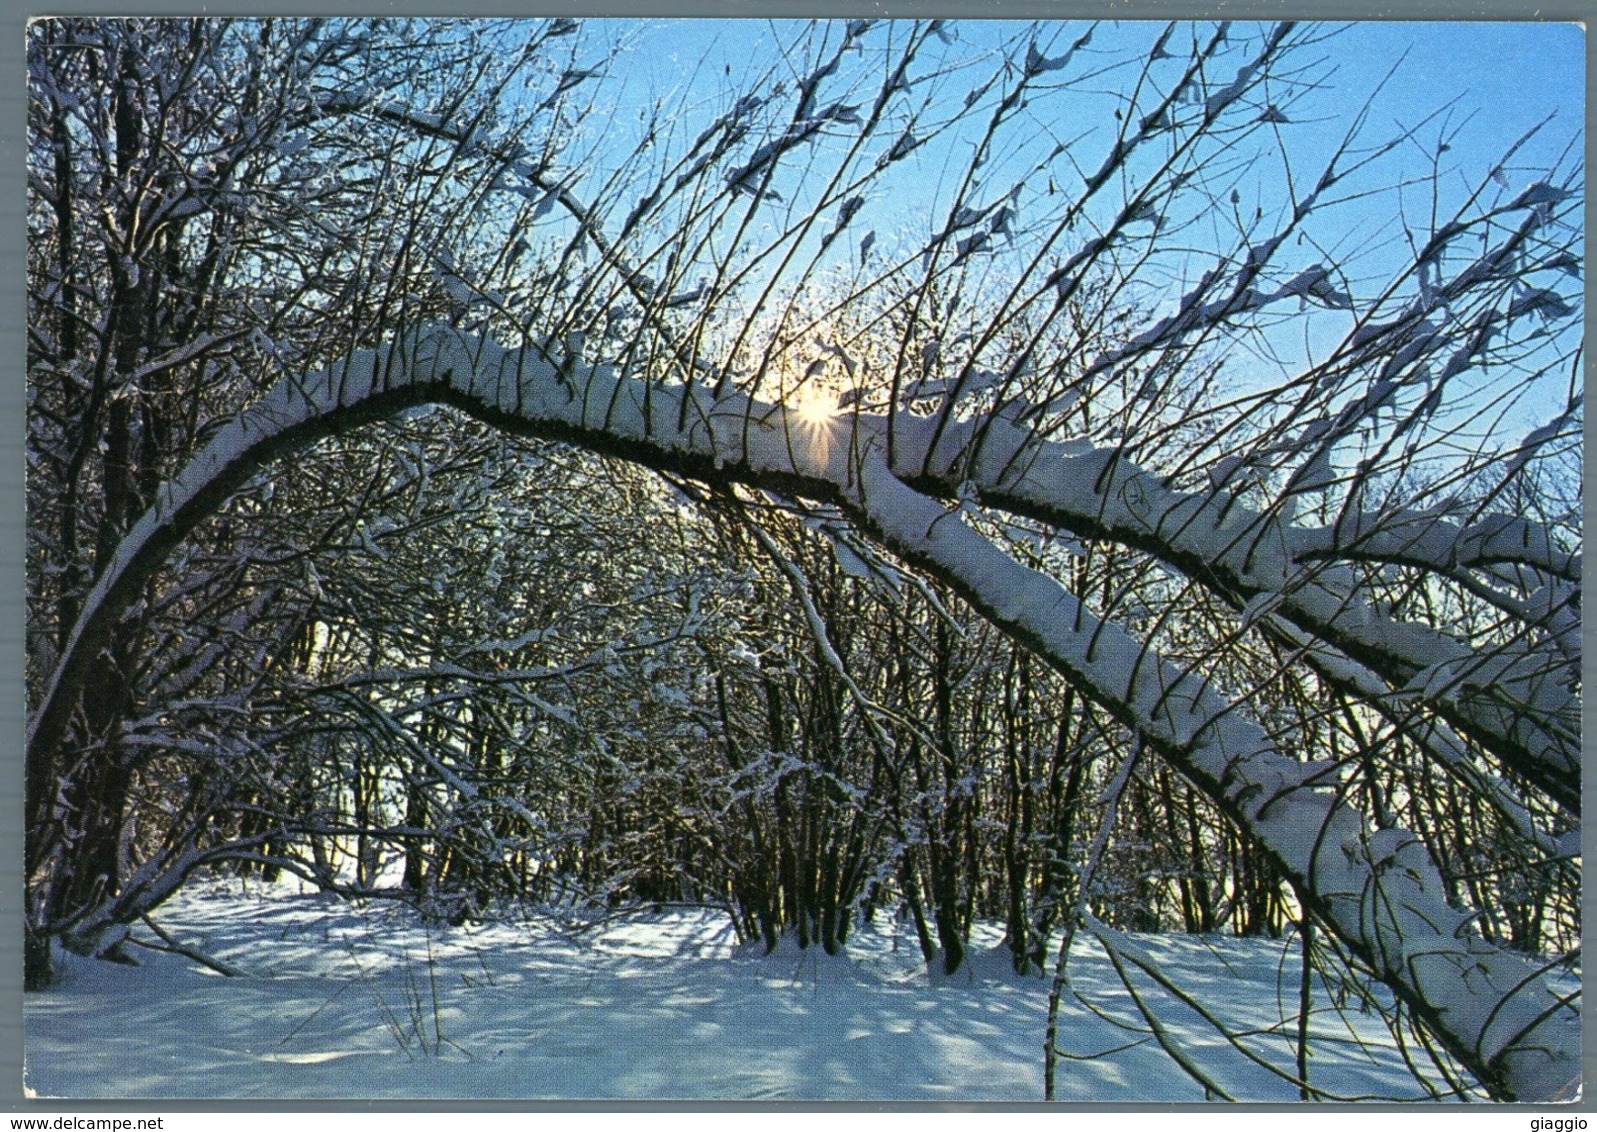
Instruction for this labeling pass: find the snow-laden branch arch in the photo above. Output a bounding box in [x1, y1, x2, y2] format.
[29, 323, 1579, 1102]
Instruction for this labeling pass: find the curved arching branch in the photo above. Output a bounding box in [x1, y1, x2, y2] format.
[283, 17, 1579, 814]
[902, 414, 1580, 812]
[29, 323, 1578, 1102]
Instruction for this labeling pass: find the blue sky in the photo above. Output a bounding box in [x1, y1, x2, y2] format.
[616, 19, 1584, 164]
[590, 19, 1583, 269]
[497, 19, 1582, 436]
[1334, 22, 1583, 179]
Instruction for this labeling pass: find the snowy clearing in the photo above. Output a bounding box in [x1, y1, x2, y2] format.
[24, 881, 1481, 1102]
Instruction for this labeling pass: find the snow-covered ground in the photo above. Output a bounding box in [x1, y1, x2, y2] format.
[25, 880, 1467, 1101]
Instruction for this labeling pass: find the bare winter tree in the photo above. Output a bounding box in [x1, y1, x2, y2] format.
[27, 18, 1579, 1101]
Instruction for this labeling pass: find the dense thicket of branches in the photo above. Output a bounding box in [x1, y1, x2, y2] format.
[27, 17, 1579, 1101]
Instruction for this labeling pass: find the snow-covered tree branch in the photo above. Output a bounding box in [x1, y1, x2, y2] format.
[28, 16, 1578, 1102]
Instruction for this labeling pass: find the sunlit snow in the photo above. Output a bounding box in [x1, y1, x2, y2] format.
[24, 880, 1476, 1102]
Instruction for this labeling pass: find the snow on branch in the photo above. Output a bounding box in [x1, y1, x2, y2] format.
[30, 321, 1578, 1101]
[899, 409, 1581, 810]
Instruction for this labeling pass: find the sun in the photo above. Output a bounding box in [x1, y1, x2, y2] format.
[781, 381, 841, 462]
[792, 384, 838, 430]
